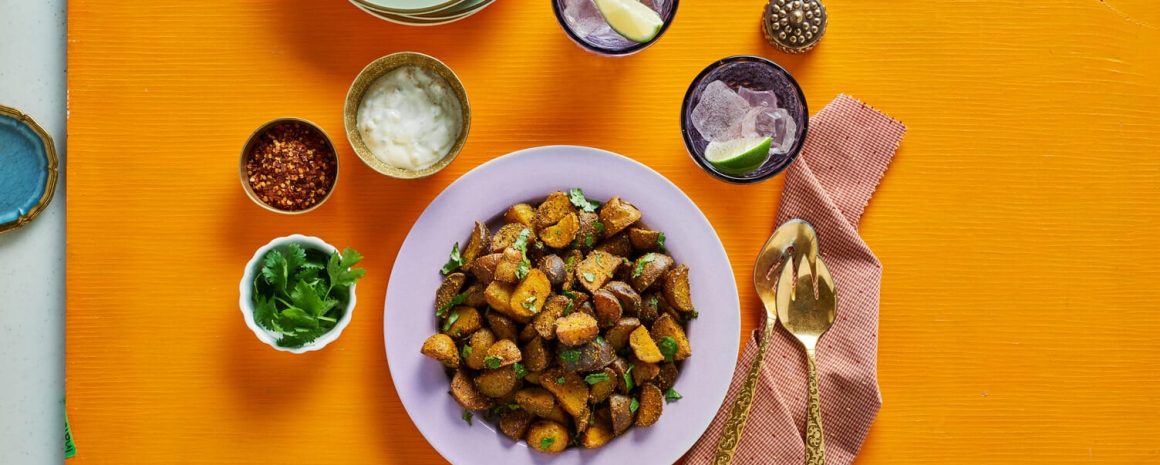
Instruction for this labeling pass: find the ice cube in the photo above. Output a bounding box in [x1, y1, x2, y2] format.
[691, 80, 751, 142]
[738, 87, 778, 109]
[563, 0, 607, 38]
[741, 107, 798, 154]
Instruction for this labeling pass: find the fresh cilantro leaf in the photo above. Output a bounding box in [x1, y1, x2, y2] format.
[441, 243, 465, 275]
[514, 363, 527, 379]
[563, 299, 574, 316]
[633, 253, 657, 278]
[254, 245, 365, 349]
[442, 311, 460, 332]
[261, 249, 290, 294]
[290, 281, 337, 318]
[556, 376, 567, 384]
[594, 221, 606, 234]
[462, 410, 473, 426]
[664, 388, 683, 402]
[252, 294, 278, 329]
[656, 232, 666, 252]
[679, 309, 700, 324]
[437, 291, 469, 317]
[568, 188, 600, 213]
[629, 398, 639, 413]
[539, 436, 556, 451]
[596, 335, 605, 345]
[583, 272, 596, 283]
[461, 345, 473, 359]
[647, 295, 659, 310]
[623, 365, 635, 391]
[584, 234, 595, 248]
[512, 228, 531, 252]
[584, 372, 610, 385]
[560, 349, 581, 363]
[562, 289, 578, 299]
[658, 336, 678, 362]
[516, 258, 531, 281]
[327, 248, 366, 291]
[484, 356, 502, 369]
[566, 255, 577, 270]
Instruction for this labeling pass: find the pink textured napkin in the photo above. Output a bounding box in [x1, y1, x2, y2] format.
[686, 94, 906, 464]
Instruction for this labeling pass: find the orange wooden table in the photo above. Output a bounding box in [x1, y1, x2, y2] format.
[66, 0, 1160, 463]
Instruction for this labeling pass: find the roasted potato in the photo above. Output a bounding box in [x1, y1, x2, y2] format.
[608, 394, 635, 436]
[651, 313, 692, 361]
[541, 213, 580, 249]
[629, 325, 664, 363]
[443, 306, 481, 339]
[539, 254, 567, 287]
[598, 197, 642, 237]
[475, 365, 520, 398]
[635, 384, 664, 427]
[504, 203, 535, 227]
[451, 369, 492, 410]
[499, 409, 533, 441]
[575, 250, 621, 293]
[526, 421, 569, 454]
[485, 339, 522, 367]
[533, 191, 577, 231]
[462, 221, 491, 264]
[423, 192, 696, 453]
[630, 253, 674, 292]
[662, 264, 694, 313]
[556, 312, 599, 347]
[420, 333, 459, 368]
[514, 387, 557, 418]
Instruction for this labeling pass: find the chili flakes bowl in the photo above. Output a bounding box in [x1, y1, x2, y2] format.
[240, 118, 339, 214]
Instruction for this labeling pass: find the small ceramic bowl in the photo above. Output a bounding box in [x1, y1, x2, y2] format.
[239, 118, 339, 214]
[238, 234, 357, 354]
[344, 52, 470, 179]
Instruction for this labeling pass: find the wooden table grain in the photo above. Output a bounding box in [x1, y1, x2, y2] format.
[65, 0, 1160, 463]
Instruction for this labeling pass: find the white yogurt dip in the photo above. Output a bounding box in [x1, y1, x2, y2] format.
[356, 66, 464, 171]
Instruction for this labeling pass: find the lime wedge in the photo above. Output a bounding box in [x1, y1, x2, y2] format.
[594, 0, 665, 44]
[704, 137, 773, 174]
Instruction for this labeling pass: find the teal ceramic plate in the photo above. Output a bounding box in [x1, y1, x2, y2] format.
[0, 105, 57, 234]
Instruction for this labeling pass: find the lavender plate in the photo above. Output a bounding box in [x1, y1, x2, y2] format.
[384, 146, 740, 465]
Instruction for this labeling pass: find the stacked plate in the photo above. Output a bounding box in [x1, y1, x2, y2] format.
[350, 0, 494, 26]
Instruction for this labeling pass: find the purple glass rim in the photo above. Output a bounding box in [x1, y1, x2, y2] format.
[550, 0, 680, 56]
[680, 55, 809, 184]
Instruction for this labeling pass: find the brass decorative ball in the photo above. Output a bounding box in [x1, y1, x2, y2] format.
[763, 0, 828, 53]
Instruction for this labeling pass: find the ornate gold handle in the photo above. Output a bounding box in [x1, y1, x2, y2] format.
[804, 349, 826, 465]
[711, 318, 775, 465]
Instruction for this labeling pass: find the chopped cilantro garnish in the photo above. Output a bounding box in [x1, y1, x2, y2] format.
[629, 398, 640, 413]
[442, 311, 460, 332]
[513, 229, 532, 280]
[484, 356, 502, 369]
[584, 372, 611, 384]
[437, 291, 469, 317]
[596, 335, 605, 345]
[633, 253, 657, 278]
[584, 234, 595, 248]
[462, 410, 474, 425]
[522, 295, 537, 311]
[656, 232, 666, 252]
[664, 388, 683, 402]
[556, 376, 566, 384]
[461, 345, 472, 359]
[658, 336, 678, 362]
[623, 365, 635, 391]
[583, 272, 596, 283]
[568, 188, 600, 213]
[560, 349, 581, 363]
[539, 436, 556, 450]
[594, 221, 606, 234]
[514, 363, 527, 379]
[441, 243, 465, 275]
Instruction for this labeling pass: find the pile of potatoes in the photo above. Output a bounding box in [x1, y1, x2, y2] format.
[421, 191, 696, 453]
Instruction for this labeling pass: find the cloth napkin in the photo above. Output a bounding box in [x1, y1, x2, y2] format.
[687, 94, 906, 464]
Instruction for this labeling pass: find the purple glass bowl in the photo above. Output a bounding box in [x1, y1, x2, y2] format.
[384, 146, 740, 465]
[551, 0, 679, 56]
[681, 55, 809, 183]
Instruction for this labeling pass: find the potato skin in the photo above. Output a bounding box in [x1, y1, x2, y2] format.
[486, 339, 523, 367]
[541, 213, 580, 249]
[499, 409, 533, 441]
[608, 394, 634, 436]
[555, 312, 599, 347]
[451, 369, 492, 410]
[534, 191, 578, 231]
[598, 197, 642, 237]
[656, 362, 678, 391]
[538, 255, 567, 287]
[493, 247, 525, 284]
[434, 272, 467, 313]
[602, 281, 641, 317]
[595, 232, 633, 258]
[514, 387, 557, 418]
[591, 289, 623, 328]
[661, 264, 695, 313]
[509, 269, 551, 320]
[587, 367, 618, 404]
[533, 295, 569, 340]
[635, 384, 664, 427]
[420, 333, 459, 368]
[464, 328, 495, 370]
[580, 417, 615, 448]
[485, 312, 520, 342]
[504, 203, 535, 227]
[558, 339, 615, 373]
[650, 313, 692, 361]
[469, 253, 502, 284]
[628, 227, 662, 252]
[526, 420, 569, 454]
[475, 365, 520, 398]
[575, 250, 621, 294]
[462, 221, 491, 265]
[490, 223, 534, 253]
[540, 368, 590, 419]
[604, 317, 641, 351]
[521, 336, 551, 372]
[630, 253, 674, 292]
[629, 325, 664, 363]
[443, 306, 481, 339]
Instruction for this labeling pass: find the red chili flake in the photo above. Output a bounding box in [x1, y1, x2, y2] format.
[245, 122, 337, 211]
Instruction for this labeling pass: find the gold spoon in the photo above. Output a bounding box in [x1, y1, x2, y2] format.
[777, 241, 837, 465]
[712, 219, 819, 465]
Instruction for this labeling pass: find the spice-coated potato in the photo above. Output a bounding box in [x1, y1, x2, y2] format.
[514, 387, 557, 418]
[491, 223, 535, 253]
[540, 368, 590, 419]
[628, 226, 663, 252]
[628, 325, 664, 363]
[451, 369, 492, 410]
[608, 394, 635, 436]
[538, 403, 571, 426]
[604, 318, 641, 352]
[499, 409, 533, 441]
[580, 416, 615, 448]
[651, 313, 692, 361]
[464, 328, 496, 370]
[485, 312, 520, 342]
[493, 248, 525, 284]
[504, 203, 535, 227]
[469, 253, 502, 284]
[533, 191, 578, 231]
[592, 289, 623, 328]
[603, 281, 641, 317]
[635, 384, 664, 427]
[443, 306, 481, 339]
[587, 367, 618, 404]
[420, 333, 459, 368]
[462, 283, 486, 308]
[598, 197, 642, 238]
[630, 356, 660, 387]
[656, 362, 678, 392]
[555, 312, 599, 347]
[562, 249, 583, 290]
[435, 272, 466, 313]
[462, 221, 491, 265]
[575, 250, 621, 294]
[533, 295, 570, 340]
[486, 339, 523, 367]
[662, 264, 695, 313]
[630, 253, 674, 292]
[475, 365, 520, 398]
[541, 213, 580, 249]
[638, 293, 663, 324]
[483, 281, 518, 320]
[558, 339, 615, 373]
[608, 357, 632, 395]
[526, 420, 569, 454]
[575, 211, 601, 250]
[521, 336, 552, 372]
[508, 269, 551, 320]
[595, 232, 633, 258]
[538, 254, 568, 287]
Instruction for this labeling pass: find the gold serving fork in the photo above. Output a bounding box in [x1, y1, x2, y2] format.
[713, 219, 818, 465]
[776, 237, 837, 465]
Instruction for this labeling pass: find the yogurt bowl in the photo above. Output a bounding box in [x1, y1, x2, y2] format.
[344, 52, 471, 179]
